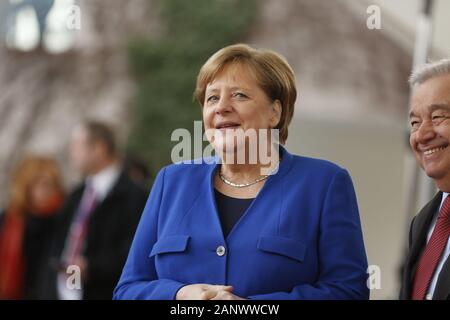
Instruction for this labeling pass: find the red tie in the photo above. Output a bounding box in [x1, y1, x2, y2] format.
[412, 195, 450, 300]
[63, 183, 98, 266]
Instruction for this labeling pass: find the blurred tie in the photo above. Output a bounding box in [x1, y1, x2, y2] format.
[412, 195, 450, 300]
[62, 182, 98, 266]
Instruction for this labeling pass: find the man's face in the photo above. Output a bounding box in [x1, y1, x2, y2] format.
[409, 74, 450, 189]
[70, 126, 96, 176]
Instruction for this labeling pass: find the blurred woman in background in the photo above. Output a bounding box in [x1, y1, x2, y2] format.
[0, 156, 64, 299]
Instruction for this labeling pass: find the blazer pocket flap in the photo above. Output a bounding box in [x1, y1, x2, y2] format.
[257, 236, 306, 262]
[149, 235, 190, 257]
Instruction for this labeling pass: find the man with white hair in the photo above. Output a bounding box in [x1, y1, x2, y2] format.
[400, 58, 450, 300]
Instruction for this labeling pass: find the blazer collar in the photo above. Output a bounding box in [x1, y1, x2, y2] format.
[203, 145, 294, 242]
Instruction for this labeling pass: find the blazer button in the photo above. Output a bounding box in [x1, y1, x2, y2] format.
[216, 245, 226, 256]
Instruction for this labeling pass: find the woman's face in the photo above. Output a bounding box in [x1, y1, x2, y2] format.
[202, 63, 281, 160]
[29, 173, 60, 210]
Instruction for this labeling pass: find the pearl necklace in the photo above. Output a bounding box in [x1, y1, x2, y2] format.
[218, 162, 280, 188]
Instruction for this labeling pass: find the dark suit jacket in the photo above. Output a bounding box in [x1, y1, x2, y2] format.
[400, 192, 450, 300]
[40, 171, 148, 300]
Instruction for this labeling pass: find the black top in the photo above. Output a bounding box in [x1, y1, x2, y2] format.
[214, 189, 254, 238]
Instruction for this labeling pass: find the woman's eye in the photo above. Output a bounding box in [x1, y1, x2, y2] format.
[234, 92, 247, 98]
[207, 96, 219, 103]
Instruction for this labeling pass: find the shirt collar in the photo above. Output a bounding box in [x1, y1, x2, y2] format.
[85, 163, 121, 201]
[439, 192, 450, 211]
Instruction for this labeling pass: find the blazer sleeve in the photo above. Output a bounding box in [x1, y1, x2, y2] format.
[113, 168, 186, 300]
[247, 169, 369, 300]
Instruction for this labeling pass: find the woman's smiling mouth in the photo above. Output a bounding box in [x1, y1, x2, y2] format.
[215, 122, 241, 129]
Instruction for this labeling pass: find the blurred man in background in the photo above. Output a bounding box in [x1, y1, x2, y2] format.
[41, 120, 147, 300]
[401, 59, 450, 300]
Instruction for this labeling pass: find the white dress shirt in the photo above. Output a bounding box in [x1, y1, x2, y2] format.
[86, 163, 121, 202]
[425, 192, 450, 300]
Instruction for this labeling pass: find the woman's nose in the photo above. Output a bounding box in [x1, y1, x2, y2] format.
[215, 97, 233, 114]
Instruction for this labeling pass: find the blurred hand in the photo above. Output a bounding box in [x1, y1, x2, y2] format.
[176, 284, 233, 300]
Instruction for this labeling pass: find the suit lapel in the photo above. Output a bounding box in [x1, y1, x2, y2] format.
[432, 255, 450, 300]
[403, 192, 442, 299]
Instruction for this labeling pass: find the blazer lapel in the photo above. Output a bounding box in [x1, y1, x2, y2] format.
[205, 145, 295, 243]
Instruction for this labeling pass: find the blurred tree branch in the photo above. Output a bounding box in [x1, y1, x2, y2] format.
[127, 0, 258, 178]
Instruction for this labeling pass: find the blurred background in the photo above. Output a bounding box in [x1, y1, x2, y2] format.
[0, 0, 449, 299]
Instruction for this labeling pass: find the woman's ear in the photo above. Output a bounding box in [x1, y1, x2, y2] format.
[270, 100, 282, 128]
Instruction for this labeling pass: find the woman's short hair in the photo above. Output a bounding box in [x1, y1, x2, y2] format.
[194, 43, 297, 144]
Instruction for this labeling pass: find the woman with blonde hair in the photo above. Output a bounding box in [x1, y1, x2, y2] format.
[115, 44, 368, 300]
[0, 156, 64, 299]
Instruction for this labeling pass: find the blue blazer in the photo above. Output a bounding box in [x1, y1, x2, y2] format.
[113, 147, 369, 300]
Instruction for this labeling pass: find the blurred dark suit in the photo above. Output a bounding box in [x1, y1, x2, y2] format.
[39, 171, 147, 299]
